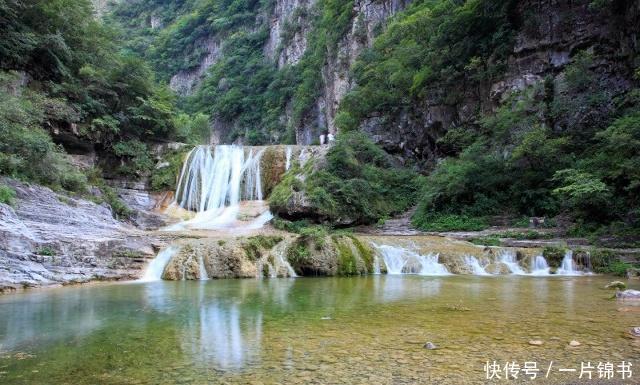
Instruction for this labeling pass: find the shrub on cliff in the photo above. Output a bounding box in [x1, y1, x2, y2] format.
[0, 72, 87, 192]
[269, 132, 421, 226]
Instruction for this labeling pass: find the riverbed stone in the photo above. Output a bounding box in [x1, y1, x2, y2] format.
[423, 342, 437, 350]
[485, 262, 511, 275]
[627, 268, 640, 279]
[528, 340, 543, 346]
[616, 289, 640, 300]
[605, 281, 626, 290]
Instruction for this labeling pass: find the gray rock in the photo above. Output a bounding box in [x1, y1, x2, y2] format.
[0, 178, 168, 292]
[423, 342, 437, 350]
[605, 281, 627, 290]
[616, 290, 640, 300]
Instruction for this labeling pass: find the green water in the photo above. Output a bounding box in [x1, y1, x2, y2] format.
[0, 276, 638, 384]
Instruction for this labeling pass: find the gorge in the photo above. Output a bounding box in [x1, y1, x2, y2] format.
[1, 0, 640, 384]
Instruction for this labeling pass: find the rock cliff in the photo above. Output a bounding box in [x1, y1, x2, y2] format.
[361, 0, 640, 165]
[0, 178, 171, 292]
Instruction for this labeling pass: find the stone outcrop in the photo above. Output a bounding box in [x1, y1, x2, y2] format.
[160, 233, 376, 280]
[361, 0, 640, 165]
[169, 38, 222, 96]
[0, 178, 170, 292]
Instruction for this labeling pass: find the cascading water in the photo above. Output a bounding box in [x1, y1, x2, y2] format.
[415, 253, 450, 275]
[498, 250, 526, 275]
[199, 255, 209, 281]
[463, 255, 490, 275]
[285, 146, 292, 171]
[373, 243, 406, 274]
[140, 246, 180, 282]
[373, 253, 381, 274]
[557, 250, 581, 276]
[167, 145, 270, 230]
[371, 243, 449, 275]
[530, 255, 550, 276]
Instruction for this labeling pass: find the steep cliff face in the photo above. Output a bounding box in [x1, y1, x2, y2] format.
[360, 0, 640, 165]
[169, 38, 221, 96]
[263, 0, 410, 143]
[318, 0, 410, 136]
[264, 0, 316, 67]
[110, 0, 411, 144]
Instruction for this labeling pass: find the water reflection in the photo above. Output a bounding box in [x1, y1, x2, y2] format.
[0, 274, 616, 380]
[0, 289, 102, 352]
[189, 303, 262, 370]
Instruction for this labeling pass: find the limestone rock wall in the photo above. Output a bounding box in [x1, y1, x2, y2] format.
[361, 0, 640, 166]
[0, 178, 169, 292]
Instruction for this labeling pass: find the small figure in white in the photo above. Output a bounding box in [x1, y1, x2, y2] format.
[319, 134, 326, 145]
[327, 133, 335, 143]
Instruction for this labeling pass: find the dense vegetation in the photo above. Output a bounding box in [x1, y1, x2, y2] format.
[270, 132, 421, 225]
[337, 0, 517, 130]
[0, 0, 209, 196]
[2, 0, 639, 246]
[410, 53, 640, 236]
[109, 0, 357, 144]
[325, 0, 639, 238]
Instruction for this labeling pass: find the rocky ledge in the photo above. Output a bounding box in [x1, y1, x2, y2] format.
[0, 178, 172, 292]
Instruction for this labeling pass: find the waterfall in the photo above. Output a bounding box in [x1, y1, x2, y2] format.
[199, 255, 209, 281]
[373, 244, 407, 274]
[530, 255, 550, 276]
[260, 242, 297, 278]
[557, 250, 581, 275]
[415, 253, 450, 276]
[498, 250, 526, 275]
[373, 253, 381, 274]
[169, 145, 269, 230]
[371, 243, 449, 275]
[463, 255, 490, 275]
[140, 246, 179, 282]
[285, 146, 292, 171]
[274, 251, 297, 278]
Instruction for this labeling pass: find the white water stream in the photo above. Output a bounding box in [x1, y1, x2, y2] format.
[139, 246, 180, 282]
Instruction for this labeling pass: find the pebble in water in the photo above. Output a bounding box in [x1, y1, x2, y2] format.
[423, 342, 438, 350]
[569, 340, 581, 347]
[528, 340, 543, 346]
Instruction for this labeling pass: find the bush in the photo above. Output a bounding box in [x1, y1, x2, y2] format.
[150, 147, 191, 191]
[413, 214, 489, 232]
[270, 132, 421, 226]
[0, 184, 16, 205]
[112, 140, 154, 177]
[542, 246, 566, 268]
[0, 73, 87, 192]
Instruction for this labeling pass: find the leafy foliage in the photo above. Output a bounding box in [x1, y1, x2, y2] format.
[270, 133, 421, 225]
[0, 184, 16, 205]
[0, 0, 201, 181]
[412, 52, 640, 232]
[337, 0, 517, 131]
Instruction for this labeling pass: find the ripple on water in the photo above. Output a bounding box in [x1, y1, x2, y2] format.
[0, 275, 638, 384]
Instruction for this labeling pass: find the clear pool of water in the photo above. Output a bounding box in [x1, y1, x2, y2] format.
[1, 276, 639, 384]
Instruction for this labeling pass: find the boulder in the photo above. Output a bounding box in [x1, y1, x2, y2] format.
[627, 268, 640, 279]
[616, 290, 640, 300]
[605, 281, 627, 290]
[485, 262, 511, 275]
